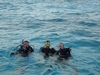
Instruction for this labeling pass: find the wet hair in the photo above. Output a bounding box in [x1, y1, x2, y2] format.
[24, 40, 29, 43]
[46, 40, 50, 43]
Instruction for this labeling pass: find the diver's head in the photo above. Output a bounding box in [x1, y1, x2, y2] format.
[23, 40, 29, 47]
[44, 40, 50, 48]
[58, 42, 64, 49]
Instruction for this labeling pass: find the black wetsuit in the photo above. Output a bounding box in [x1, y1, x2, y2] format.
[40, 47, 56, 58]
[57, 48, 71, 60]
[16, 45, 34, 57]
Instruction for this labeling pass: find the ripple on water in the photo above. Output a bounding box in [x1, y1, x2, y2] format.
[0, 2, 20, 10]
[70, 29, 93, 37]
[79, 21, 97, 27]
[40, 18, 67, 22]
[88, 73, 95, 75]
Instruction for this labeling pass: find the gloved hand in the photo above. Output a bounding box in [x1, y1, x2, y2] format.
[10, 52, 15, 57]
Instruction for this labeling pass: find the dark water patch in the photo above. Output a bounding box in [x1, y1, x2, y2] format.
[21, 17, 45, 25]
[45, 5, 63, 9]
[67, 12, 82, 15]
[32, 33, 60, 45]
[64, 42, 74, 48]
[90, 49, 100, 54]
[51, 11, 63, 15]
[96, 57, 100, 61]
[49, 18, 66, 22]
[67, 4, 78, 9]
[25, 6, 34, 11]
[0, 2, 19, 10]
[84, 56, 100, 69]
[88, 73, 95, 75]
[65, 42, 78, 49]
[64, 0, 74, 2]
[89, 40, 100, 47]
[87, 60, 99, 65]
[94, 68, 100, 73]
[31, 37, 44, 41]
[93, 64, 100, 69]
[42, 68, 52, 75]
[48, 29, 58, 32]
[24, 1, 35, 4]
[52, 72, 61, 75]
[47, 33, 59, 39]
[70, 29, 94, 37]
[79, 21, 97, 27]
[0, 62, 14, 72]
[30, 36, 46, 43]
[21, 16, 35, 23]
[7, 5, 20, 10]
[0, 50, 7, 55]
[20, 17, 45, 28]
[25, 23, 44, 29]
[40, 18, 66, 22]
[70, 39, 100, 48]
[19, 0, 46, 4]
[79, 69, 89, 73]
[0, 2, 10, 10]
[0, 14, 20, 22]
[50, 33, 58, 36]
[0, 27, 9, 30]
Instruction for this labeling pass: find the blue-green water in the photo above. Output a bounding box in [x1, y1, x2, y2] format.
[0, 0, 100, 75]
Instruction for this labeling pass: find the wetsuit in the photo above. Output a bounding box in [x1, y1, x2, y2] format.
[40, 47, 56, 58]
[57, 48, 71, 60]
[16, 45, 34, 57]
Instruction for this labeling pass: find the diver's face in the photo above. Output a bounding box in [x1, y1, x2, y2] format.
[45, 41, 50, 48]
[23, 42, 29, 47]
[58, 43, 64, 49]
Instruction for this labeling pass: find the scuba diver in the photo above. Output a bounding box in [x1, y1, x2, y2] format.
[10, 40, 34, 57]
[56, 42, 72, 61]
[40, 40, 56, 58]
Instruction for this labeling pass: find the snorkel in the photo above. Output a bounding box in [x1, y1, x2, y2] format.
[22, 39, 24, 44]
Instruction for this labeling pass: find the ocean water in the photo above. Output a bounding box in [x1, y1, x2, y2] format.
[0, 0, 100, 75]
